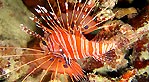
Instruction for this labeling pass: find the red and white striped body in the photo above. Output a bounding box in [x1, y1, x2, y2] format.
[23, 0, 117, 62]
[44, 28, 116, 61]
[19, 0, 149, 81]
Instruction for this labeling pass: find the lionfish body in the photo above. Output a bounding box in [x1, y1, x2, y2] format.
[33, 1, 117, 61]
[43, 26, 116, 60]
[18, 0, 129, 81]
[19, 0, 119, 81]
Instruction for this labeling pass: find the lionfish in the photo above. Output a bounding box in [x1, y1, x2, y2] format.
[0, 0, 149, 82]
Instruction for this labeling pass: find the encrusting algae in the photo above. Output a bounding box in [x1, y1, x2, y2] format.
[0, 0, 149, 82]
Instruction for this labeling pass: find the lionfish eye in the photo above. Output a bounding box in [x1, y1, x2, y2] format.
[42, 40, 47, 46]
[84, 25, 89, 29]
[49, 58, 54, 61]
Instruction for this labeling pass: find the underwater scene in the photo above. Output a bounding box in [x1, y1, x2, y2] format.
[0, 0, 149, 82]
